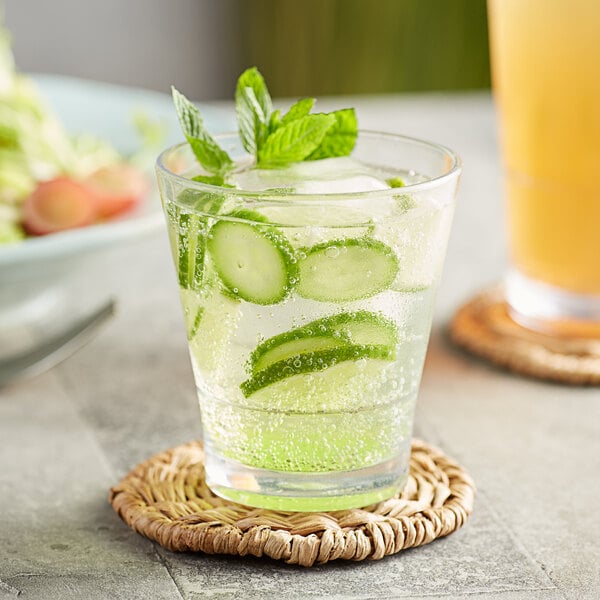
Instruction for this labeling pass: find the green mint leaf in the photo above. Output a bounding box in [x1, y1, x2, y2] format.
[280, 97, 315, 126]
[172, 87, 232, 175]
[266, 99, 315, 138]
[192, 174, 223, 185]
[268, 109, 281, 134]
[236, 85, 267, 154]
[257, 114, 336, 168]
[238, 67, 273, 122]
[306, 108, 357, 160]
[387, 176, 405, 188]
[191, 174, 234, 187]
[172, 87, 202, 137]
[235, 67, 273, 155]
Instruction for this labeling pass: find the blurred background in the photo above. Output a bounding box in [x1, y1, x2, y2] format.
[4, 0, 490, 99]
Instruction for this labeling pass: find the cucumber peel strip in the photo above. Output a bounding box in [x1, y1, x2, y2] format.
[249, 309, 398, 373]
[241, 343, 394, 397]
[172, 189, 225, 291]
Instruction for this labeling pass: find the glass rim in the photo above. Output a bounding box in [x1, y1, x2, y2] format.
[155, 130, 462, 201]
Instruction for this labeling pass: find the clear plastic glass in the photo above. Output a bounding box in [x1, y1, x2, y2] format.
[488, 0, 600, 336]
[156, 131, 460, 511]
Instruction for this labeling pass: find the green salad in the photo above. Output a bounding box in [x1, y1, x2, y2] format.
[0, 20, 160, 244]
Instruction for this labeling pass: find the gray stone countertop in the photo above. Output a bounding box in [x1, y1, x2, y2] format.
[1, 93, 599, 599]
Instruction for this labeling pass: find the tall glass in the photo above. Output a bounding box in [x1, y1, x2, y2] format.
[156, 132, 460, 511]
[488, 0, 600, 335]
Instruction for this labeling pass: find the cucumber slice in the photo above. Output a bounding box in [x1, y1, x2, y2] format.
[252, 335, 349, 372]
[187, 306, 205, 341]
[177, 212, 208, 290]
[207, 209, 297, 305]
[324, 310, 398, 347]
[249, 310, 397, 373]
[168, 190, 225, 291]
[296, 238, 399, 302]
[241, 344, 393, 398]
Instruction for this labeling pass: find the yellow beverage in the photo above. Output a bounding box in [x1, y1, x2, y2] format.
[488, 0, 600, 294]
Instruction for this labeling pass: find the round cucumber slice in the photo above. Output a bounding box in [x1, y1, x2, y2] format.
[296, 238, 398, 302]
[207, 210, 297, 305]
[248, 310, 398, 374]
[241, 344, 393, 398]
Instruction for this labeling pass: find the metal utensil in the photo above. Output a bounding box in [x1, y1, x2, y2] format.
[0, 299, 115, 387]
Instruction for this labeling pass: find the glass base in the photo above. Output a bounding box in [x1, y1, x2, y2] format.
[204, 447, 409, 512]
[506, 270, 600, 337]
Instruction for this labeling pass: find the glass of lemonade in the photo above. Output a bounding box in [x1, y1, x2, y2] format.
[156, 131, 460, 511]
[488, 0, 600, 335]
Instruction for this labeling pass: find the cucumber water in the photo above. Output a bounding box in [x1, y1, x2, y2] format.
[165, 155, 454, 510]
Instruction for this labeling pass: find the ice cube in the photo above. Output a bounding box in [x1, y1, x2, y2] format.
[285, 157, 375, 180]
[227, 168, 292, 192]
[295, 175, 389, 194]
[228, 157, 391, 194]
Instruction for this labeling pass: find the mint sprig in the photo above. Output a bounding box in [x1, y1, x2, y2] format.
[258, 114, 335, 168]
[171, 67, 359, 175]
[172, 87, 232, 176]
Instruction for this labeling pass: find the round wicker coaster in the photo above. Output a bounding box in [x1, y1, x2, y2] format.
[450, 288, 600, 385]
[109, 440, 475, 567]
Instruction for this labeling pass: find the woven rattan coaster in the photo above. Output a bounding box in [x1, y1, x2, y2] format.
[450, 287, 600, 385]
[109, 440, 475, 567]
